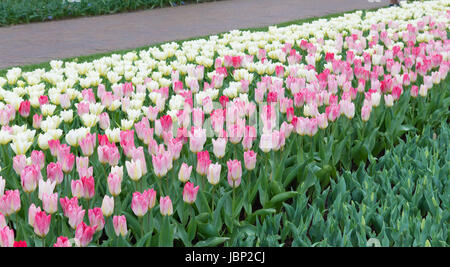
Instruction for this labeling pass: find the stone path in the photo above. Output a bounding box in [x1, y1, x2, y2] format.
[0, 0, 387, 69]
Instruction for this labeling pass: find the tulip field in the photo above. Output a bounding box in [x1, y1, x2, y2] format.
[0, 0, 449, 247]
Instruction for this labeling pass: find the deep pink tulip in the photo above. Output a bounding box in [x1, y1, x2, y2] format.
[53, 236, 71, 247]
[183, 182, 199, 204]
[75, 222, 97, 247]
[33, 211, 51, 238]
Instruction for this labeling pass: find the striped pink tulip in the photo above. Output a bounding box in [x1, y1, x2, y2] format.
[33, 211, 51, 238]
[159, 196, 173, 216]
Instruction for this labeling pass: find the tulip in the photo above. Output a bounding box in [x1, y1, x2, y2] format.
[99, 112, 110, 130]
[88, 207, 105, 232]
[0, 226, 14, 247]
[0, 190, 21, 216]
[101, 195, 114, 217]
[107, 172, 122, 197]
[160, 196, 173, 216]
[243, 150, 257, 171]
[28, 203, 41, 227]
[19, 100, 30, 117]
[74, 222, 97, 247]
[178, 163, 192, 183]
[126, 159, 143, 181]
[113, 215, 128, 237]
[33, 211, 51, 238]
[38, 179, 56, 200]
[207, 163, 222, 186]
[13, 240, 27, 247]
[145, 188, 157, 209]
[54, 236, 72, 247]
[196, 151, 211, 176]
[42, 193, 58, 214]
[361, 105, 372, 122]
[227, 160, 242, 181]
[183, 182, 199, 204]
[31, 150, 45, 170]
[79, 133, 96, 156]
[212, 138, 227, 159]
[47, 162, 64, 185]
[259, 132, 273, 153]
[81, 176, 95, 200]
[131, 191, 149, 217]
[13, 154, 27, 176]
[21, 164, 41, 193]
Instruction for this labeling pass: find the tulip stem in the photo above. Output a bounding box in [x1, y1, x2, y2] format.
[157, 178, 163, 197]
[211, 185, 216, 211]
[232, 186, 236, 219]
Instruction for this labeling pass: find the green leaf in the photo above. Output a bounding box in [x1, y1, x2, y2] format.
[194, 237, 229, 247]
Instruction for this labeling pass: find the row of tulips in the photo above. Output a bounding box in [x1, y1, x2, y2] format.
[0, 0, 449, 246]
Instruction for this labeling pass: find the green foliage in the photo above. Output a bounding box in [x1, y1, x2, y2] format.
[233, 122, 449, 247]
[0, 0, 216, 26]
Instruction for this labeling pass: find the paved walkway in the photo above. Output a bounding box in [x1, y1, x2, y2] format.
[0, 0, 387, 70]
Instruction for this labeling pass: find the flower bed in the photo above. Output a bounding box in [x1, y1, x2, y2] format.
[0, 0, 449, 247]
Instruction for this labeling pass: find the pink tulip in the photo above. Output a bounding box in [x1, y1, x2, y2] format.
[0, 226, 14, 247]
[107, 172, 122, 197]
[131, 191, 149, 217]
[75, 222, 97, 247]
[178, 163, 192, 183]
[81, 176, 95, 200]
[120, 130, 135, 158]
[53, 236, 72, 247]
[99, 112, 110, 130]
[33, 114, 43, 129]
[196, 151, 211, 176]
[47, 162, 64, 185]
[71, 179, 84, 199]
[244, 150, 257, 171]
[227, 159, 242, 184]
[159, 196, 173, 216]
[88, 207, 105, 232]
[145, 188, 157, 209]
[60, 93, 71, 109]
[160, 115, 173, 133]
[361, 105, 372, 122]
[31, 150, 45, 170]
[183, 182, 199, 204]
[33, 211, 51, 238]
[13, 154, 27, 175]
[66, 204, 85, 229]
[79, 133, 96, 156]
[48, 139, 60, 157]
[113, 215, 128, 237]
[152, 153, 168, 178]
[21, 164, 41, 193]
[19, 100, 30, 117]
[42, 192, 58, 214]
